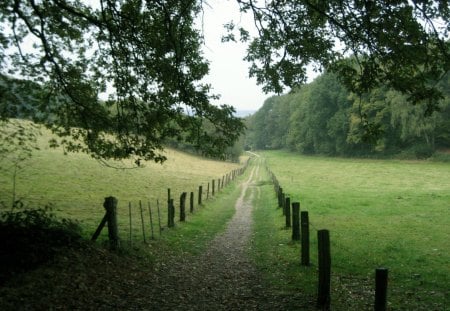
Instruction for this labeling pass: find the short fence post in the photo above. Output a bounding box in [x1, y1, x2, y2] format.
[190, 191, 194, 213]
[180, 192, 187, 222]
[282, 192, 286, 215]
[156, 199, 162, 235]
[375, 268, 388, 311]
[168, 198, 175, 227]
[139, 200, 147, 243]
[207, 182, 210, 199]
[198, 185, 203, 205]
[278, 187, 283, 207]
[104, 196, 119, 250]
[212, 179, 215, 196]
[292, 202, 300, 241]
[285, 197, 291, 227]
[128, 202, 132, 246]
[317, 229, 331, 310]
[148, 202, 154, 240]
[301, 211, 310, 266]
[167, 188, 171, 210]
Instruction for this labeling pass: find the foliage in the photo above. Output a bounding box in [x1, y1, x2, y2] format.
[1, 1, 449, 160]
[246, 71, 450, 158]
[0, 1, 244, 162]
[233, 0, 449, 115]
[0, 205, 81, 283]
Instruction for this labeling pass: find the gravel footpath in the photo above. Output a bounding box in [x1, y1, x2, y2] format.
[137, 163, 314, 310]
[0, 162, 315, 310]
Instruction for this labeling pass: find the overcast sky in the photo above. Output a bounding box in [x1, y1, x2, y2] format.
[199, 0, 272, 112]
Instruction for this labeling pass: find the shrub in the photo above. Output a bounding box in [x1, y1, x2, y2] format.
[0, 205, 81, 284]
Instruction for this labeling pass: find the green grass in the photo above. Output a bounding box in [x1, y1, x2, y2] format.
[252, 150, 449, 310]
[0, 120, 243, 243]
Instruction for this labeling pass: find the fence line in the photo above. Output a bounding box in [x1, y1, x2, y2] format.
[90, 157, 252, 246]
[265, 162, 388, 310]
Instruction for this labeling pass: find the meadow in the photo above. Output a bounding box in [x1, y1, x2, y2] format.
[0, 120, 242, 241]
[252, 151, 449, 310]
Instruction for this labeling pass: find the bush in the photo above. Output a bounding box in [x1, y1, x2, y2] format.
[0, 205, 81, 284]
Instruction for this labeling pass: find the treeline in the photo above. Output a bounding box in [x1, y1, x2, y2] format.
[245, 72, 450, 158]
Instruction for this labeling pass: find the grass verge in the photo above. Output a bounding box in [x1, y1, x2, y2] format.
[251, 150, 449, 310]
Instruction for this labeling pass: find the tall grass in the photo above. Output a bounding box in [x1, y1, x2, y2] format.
[252, 151, 449, 310]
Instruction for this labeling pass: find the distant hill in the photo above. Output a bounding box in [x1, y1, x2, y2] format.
[234, 110, 256, 117]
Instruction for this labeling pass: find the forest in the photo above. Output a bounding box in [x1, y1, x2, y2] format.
[245, 71, 450, 159]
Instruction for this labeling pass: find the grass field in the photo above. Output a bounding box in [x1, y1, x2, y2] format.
[251, 151, 449, 310]
[0, 120, 243, 241]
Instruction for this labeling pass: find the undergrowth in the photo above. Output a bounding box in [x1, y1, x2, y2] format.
[0, 205, 81, 284]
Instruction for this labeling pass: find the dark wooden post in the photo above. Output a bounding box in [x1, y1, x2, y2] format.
[212, 179, 215, 196]
[156, 199, 162, 235]
[148, 202, 154, 240]
[292, 202, 300, 241]
[198, 185, 203, 205]
[190, 191, 194, 213]
[128, 202, 132, 245]
[207, 182, 210, 199]
[317, 229, 331, 310]
[139, 200, 146, 243]
[375, 268, 388, 311]
[104, 196, 119, 250]
[301, 211, 310, 266]
[180, 192, 187, 222]
[278, 187, 283, 208]
[282, 193, 286, 215]
[222, 175, 225, 188]
[168, 198, 175, 227]
[285, 197, 291, 227]
[167, 188, 171, 210]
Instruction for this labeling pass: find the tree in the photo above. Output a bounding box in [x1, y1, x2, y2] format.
[232, 0, 449, 116]
[1, 1, 449, 161]
[0, 0, 243, 163]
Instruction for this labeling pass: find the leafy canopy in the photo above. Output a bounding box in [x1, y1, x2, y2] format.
[232, 0, 449, 114]
[0, 0, 244, 162]
[1, 0, 449, 161]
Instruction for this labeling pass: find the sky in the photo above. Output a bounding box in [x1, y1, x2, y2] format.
[199, 1, 272, 112]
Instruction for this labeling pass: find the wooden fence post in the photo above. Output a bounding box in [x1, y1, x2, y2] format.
[207, 182, 210, 199]
[128, 202, 132, 246]
[375, 268, 388, 311]
[156, 199, 162, 235]
[104, 196, 119, 250]
[285, 197, 291, 228]
[278, 187, 283, 208]
[198, 185, 203, 205]
[190, 191, 194, 213]
[301, 211, 310, 266]
[292, 202, 300, 241]
[317, 229, 331, 310]
[139, 200, 146, 243]
[282, 193, 286, 215]
[168, 198, 175, 227]
[167, 188, 171, 210]
[212, 179, 215, 196]
[180, 192, 187, 222]
[148, 202, 154, 240]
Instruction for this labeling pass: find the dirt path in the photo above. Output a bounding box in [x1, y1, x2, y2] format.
[139, 160, 312, 310]
[0, 159, 315, 310]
